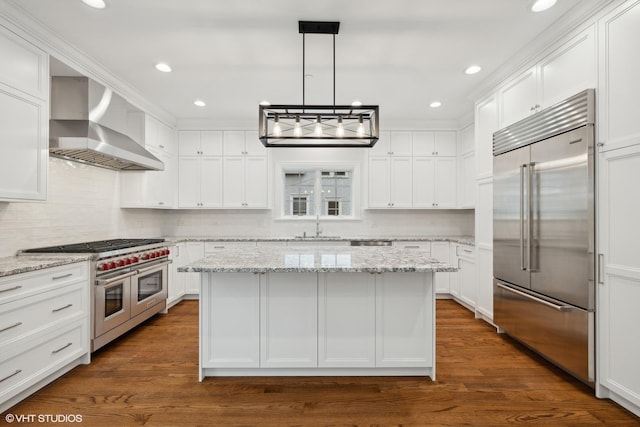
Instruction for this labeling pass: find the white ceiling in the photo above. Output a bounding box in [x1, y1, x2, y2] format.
[8, 0, 593, 127]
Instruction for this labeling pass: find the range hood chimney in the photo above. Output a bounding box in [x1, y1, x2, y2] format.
[49, 77, 163, 171]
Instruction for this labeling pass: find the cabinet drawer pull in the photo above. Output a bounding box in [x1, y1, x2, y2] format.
[0, 285, 22, 293]
[51, 342, 73, 354]
[52, 273, 73, 280]
[52, 303, 73, 313]
[404, 245, 420, 249]
[0, 322, 22, 334]
[463, 249, 473, 253]
[0, 369, 22, 383]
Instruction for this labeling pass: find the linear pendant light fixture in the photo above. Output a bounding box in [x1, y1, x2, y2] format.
[259, 21, 379, 148]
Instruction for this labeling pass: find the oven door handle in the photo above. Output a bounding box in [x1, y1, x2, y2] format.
[97, 271, 137, 286]
[136, 259, 171, 274]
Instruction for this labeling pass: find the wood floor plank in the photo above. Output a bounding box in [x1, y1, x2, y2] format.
[3, 299, 638, 426]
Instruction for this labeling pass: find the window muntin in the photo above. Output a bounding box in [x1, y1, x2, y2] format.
[283, 169, 353, 217]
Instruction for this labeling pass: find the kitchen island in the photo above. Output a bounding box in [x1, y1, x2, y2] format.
[179, 245, 455, 380]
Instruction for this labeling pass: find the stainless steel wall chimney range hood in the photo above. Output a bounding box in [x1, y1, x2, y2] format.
[49, 77, 163, 171]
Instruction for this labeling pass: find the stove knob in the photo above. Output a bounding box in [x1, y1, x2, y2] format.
[165, 248, 171, 255]
[109, 261, 117, 269]
[125, 258, 132, 265]
[142, 253, 149, 260]
[118, 259, 126, 267]
[155, 251, 161, 257]
[132, 256, 140, 263]
[100, 263, 110, 271]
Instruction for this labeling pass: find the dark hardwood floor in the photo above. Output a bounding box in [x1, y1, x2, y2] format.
[5, 300, 638, 426]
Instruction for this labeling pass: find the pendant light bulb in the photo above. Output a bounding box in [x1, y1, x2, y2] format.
[336, 117, 345, 137]
[273, 115, 282, 137]
[356, 116, 365, 137]
[293, 115, 302, 137]
[314, 116, 323, 137]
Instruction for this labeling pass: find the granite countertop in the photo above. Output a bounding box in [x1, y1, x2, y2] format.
[167, 235, 476, 246]
[0, 254, 95, 278]
[178, 245, 456, 274]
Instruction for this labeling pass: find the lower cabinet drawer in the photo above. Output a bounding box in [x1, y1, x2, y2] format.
[0, 320, 88, 402]
[0, 282, 87, 347]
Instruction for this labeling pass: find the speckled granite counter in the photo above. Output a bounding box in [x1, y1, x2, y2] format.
[179, 245, 456, 273]
[167, 235, 475, 246]
[0, 254, 95, 278]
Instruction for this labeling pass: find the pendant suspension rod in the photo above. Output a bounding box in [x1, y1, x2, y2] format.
[333, 33, 336, 113]
[302, 32, 306, 111]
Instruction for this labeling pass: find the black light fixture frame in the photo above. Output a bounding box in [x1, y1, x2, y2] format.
[258, 21, 379, 148]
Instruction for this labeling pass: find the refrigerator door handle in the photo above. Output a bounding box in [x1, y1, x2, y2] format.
[496, 282, 574, 312]
[520, 164, 526, 271]
[527, 162, 535, 272]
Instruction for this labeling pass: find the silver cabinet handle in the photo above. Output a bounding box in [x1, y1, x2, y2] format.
[404, 245, 420, 249]
[598, 254, 605, 285]
[51, 342, 73, 354]
[0, 369, 22, 383]
[0, 285, 22, 294]
[0, 322, 22, 334]
[52, 303, 73, 313]
[52, 273, 73, 280]
[527, 162, 535, 272]
[496, 282, 573, 312]
[520, 164, 526, 271]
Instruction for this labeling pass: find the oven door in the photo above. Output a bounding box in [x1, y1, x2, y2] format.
[95, 272, 134, 336]
[131, 260, 169, 317]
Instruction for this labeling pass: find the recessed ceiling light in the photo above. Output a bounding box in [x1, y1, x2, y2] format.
[81, 0, 106, 9]
[259, 100, 271, 106]
[430, 101, 442, 108]
[351, 100, 363, 107]
[155, 63, 172, 73]
[465, 65, 482, 75]
[531, 0, 557, 12]
[194, 100, 206, 107]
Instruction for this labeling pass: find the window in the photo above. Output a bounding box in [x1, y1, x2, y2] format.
[283, 168, 353, 217]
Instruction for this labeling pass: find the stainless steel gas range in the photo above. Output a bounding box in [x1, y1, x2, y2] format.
[22, 238, 170, 351]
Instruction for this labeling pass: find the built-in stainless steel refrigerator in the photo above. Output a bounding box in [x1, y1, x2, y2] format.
[493, 89, 595, 386]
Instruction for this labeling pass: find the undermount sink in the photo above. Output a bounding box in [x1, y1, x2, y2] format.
[293, 235, 342, 240]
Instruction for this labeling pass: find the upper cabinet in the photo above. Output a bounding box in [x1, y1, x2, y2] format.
[598, 1, 640, 152]
[474, 94, 498, 179]
[223, 130, 266, 157]
[0, 25, 48, 202]
[498, 25, 596, 129]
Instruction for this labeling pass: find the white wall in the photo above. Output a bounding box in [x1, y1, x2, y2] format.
[0, 157, 164, 257]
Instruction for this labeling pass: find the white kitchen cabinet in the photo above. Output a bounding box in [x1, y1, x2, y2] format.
[178, 155, 223, 208]
[222, 155, 268, 208]
[204, 241, 256, 253]
[458, 245, 477, 310]
[183, 242, 205, 295]
[412, 156, 457, 208]
[598, 2, 640, 152]
[129, 113, 175, 154]
[449, 244, 461, 298]
[458, 124, 476, 209]
[260, 272, 317, 368]
[0, 25, 48, 202]
[223, 130, 266, 156]
[179, 130, 223, 156]
[370, 131, 412, 157]
[393, 241, 431, 252]
[430, 241, 450, 296]
[368, 155, 412, 208]
[201, 273, 260, 368]
[475, 178, 493, 321]
[0, 262, 90, 413]
[474, 94, 498, 179]
[318, 273, 375, 368]
[412, 131, 457, 157]
[596, 143, 640, 416]
[167, 244, 185, 308]
[498, 25, 596, 129]
[375, 272, 433, 368]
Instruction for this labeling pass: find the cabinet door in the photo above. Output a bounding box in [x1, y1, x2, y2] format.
[167, 245, 185, 305]
[201, 156, 223, 207]
[244, 156, 268, 207]
[434, 157, 457, 208]
[460, 152, 476, 208]
[0, 91, 47, 201]
[369, 131, 391, 156]
[411, 132, 435, 156]
[261, 273, 317, 368]
[431, 242, 450, 294]
[200, 131, 223, 156]
[475, 94, 498, 178]
[434, 131, 457, 157]
[539, 26, 596, 109]
[499, 66, 538, 128]
[449, 245, 461, 297]
[390, 157, 412, 208]
[178, 156, 201, 208]
[389, 131, 412, 156]
[222, 156, 244, 207]
[223, 131, 245, 156]
[201, 273, 260, 368]
[178, 131, 201, 156]
[412, 157, 435, 208]
[376, 273, 433, 367]
[318, 273, 375, 368]
[368, 156, 391, 208]
[184, 242, 204, 294]
[0, 27, 48, 100]
[244, 131, 266, 156]
[597, 144, 640, 410]
[460, 257, 477, 308]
